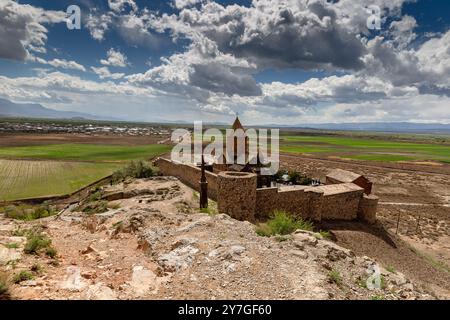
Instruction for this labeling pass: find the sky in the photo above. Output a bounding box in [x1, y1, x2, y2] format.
[0, 0, 449, 125]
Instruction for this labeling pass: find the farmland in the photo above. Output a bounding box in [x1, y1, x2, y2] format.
[0, 143, 171, 162]
[0, 160, 120, 201]
[0, 142, 172, 201]
[280, 135, 450, 164]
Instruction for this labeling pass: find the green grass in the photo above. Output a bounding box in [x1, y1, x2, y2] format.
[0, 144, 171, 162]
[12, 271, 34, 284]
[0, 160, 121, 201]
[385, 266, 396, 273]
[4, 243, 19, 249]
[23, 230, 56, 257]
[0, 143, 170, 201]
[1, 204, 56, 221]
[328, 269, 343, 286]
[317, 230, 331, 239]
[280, 135, 450, 163]
[410, 246, 450, 274]
[256, 211, 314, 237]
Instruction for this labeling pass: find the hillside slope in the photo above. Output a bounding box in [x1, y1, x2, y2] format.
[0, 177, 436, 300]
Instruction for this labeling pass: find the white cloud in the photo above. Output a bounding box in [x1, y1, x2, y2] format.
[108, 0, 137, 13]
[2, 0, 450, 124]
[100, 48, 128, 67]
[86, 12, 113, 41]
[173, 0, 203, 10]
[0, 0, 65, 60]
[389, 15, 417, 49]
[91, 66, 125, 80]
[32, 57, 86, 72]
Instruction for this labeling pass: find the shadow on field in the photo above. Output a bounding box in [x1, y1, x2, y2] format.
[320, 220, 398, 248]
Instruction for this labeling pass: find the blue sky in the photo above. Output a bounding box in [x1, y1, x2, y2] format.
[1, 0, 450, 124]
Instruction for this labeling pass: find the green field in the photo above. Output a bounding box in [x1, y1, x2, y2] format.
[280, 135, 450, 163]
[0, 160, 121, 201]
[0, 143, 172, 201]
[0, 144, 171, 162]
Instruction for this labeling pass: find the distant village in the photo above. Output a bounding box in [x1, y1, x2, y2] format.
[0, 120, 172, 136]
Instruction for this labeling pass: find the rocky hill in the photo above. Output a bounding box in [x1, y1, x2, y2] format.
[0, 177, 434, 300]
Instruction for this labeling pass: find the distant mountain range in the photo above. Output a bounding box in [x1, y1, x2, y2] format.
[0, 98, 107, 120]
[289, 122, 450, 133]
[2, 97, 450, 133]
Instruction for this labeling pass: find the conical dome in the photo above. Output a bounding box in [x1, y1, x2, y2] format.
[231, 116, 244, 130]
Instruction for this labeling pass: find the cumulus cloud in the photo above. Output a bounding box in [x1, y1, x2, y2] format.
[189, 63, 261, 96]
[85, 12, 113, 41]
[0, 71, 151, 98]
[2, 0, 450, 124]
[116, 12, 162, 48]
[32, 57, 86, 72]
[135, 0, 433, 110]
[0, 0, 65, 60]
[100, 48, 128, 67]
[108, 0, 137, 13]
[173, 0, 203, 10]
[389, 15, 417, 49]
[151, 0, 369, 71]
[91, 66, 125, 80]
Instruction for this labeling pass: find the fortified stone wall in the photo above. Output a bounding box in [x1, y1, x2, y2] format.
[155, 158, 218, 200]
[256, 186, 311, 220]
[156, 158, 378, 223]
[255, 183, 365, 221]
[217, 172, 257, 222]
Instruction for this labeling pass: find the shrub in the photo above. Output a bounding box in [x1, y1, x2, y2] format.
[45, 247, 58, 259]
[273, 170, 312, 185]
[24, 233, 51, 255]
[273, 170, 288, 182]
[255, 211, 314, 237]
[2, 205, 24, 219]
[199, 206, 217, 216]
[12, 271, 34, 284]
[318, 230, 331, 239]
[12, 228, 27, 237]
[328, 269, 342, 285]
[30, 264, 44, 274]
[2, 204, 55, 221]
[87, 190, 103, 202]
[288, 171, 313, 185]
[23, 229, 56, 258]
[112, 160, 155, 182]
[81, 200, 108, 214]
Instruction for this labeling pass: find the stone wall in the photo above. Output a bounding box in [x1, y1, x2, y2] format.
[358, 194, 379, 224]
[155, 158, 378, 223]
[217, 172, 257, 222]
[318, 184, 364, 220]
[155, 158, 218, 200]
[255, 183, 365, 221]
[256, 186, 311, 220]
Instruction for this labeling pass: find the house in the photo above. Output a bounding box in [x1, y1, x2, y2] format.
[326, 169, 373, 195]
